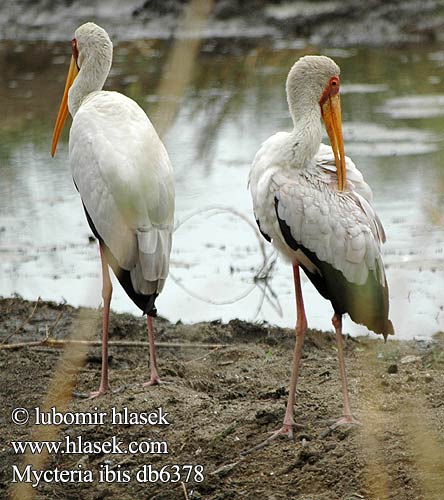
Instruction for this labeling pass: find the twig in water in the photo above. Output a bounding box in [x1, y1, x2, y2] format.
[252, 281, 267, 321]
[169, 271, 258, 306]
[171, 205, 278, 315]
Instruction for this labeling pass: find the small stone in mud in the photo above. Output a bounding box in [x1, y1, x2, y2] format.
[387, 364, 398, 374]
[424, 373, 433, 383]
[400, 355, 421, 364]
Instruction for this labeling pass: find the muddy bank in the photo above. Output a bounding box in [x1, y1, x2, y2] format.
[0, 296, 443, 499]
[3, 0, 444, 46]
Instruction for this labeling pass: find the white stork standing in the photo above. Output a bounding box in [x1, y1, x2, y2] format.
[249, 55, 393, 444]
[51, 22, 175, 398]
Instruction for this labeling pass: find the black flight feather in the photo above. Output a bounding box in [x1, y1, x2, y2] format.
[274, 197, 393, 337]
[83, 204, 158, 317]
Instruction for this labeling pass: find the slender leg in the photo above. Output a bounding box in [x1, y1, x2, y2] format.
[281, 264, 308, 434]
[242, 264, 307, 455]
[89, 244, 112, 398]
[329, 313, 360, 428]
[142, 315, 162, 386]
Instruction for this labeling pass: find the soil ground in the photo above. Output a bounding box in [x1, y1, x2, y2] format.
[1, 297, 443, 499]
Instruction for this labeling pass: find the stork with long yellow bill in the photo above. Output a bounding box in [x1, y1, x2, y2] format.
[51, 22, 175, 398]
[248, 55, 393, 448]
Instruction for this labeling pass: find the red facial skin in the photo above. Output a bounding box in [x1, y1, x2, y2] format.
[319, 76, 340, 107]
[72, 38, 79, 69]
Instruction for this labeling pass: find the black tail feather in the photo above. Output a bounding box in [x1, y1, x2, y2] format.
[83, 204, 158, 316]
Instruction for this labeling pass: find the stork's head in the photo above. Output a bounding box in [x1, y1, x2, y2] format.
[73, 22, 113, 72]
[51, 22, 113, 157]
[286, 55, 346, 191]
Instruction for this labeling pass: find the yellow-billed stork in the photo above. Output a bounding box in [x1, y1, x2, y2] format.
[249, 55, 393, 444]
[51, 22, 175, 398]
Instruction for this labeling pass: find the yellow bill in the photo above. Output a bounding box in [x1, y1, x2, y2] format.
[51, 55, 79, 157]
[321, 94, 346, 192]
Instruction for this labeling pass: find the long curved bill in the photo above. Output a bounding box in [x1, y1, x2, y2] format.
[321, 94, 346, 191]
[51, 56, 79, 157]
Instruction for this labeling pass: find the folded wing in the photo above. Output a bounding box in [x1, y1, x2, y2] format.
[69, 91, 175, 311]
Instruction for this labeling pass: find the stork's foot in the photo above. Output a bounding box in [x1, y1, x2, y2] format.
[142, 377, 163, 387]
[241, 421, 304, 456]
[88, 386, 110, 399]
[142, 371, 168, 387]
[320, 414, 361, 438]
[332, 415, 361, 427]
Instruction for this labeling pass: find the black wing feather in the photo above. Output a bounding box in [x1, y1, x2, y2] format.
[83, 204, 157, 317]
[255, 218, 272, 242]
[274, 197, 393, 337]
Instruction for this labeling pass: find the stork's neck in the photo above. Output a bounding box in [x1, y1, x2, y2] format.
[288, 104, 323, 167]
[68, 54, 111, 117]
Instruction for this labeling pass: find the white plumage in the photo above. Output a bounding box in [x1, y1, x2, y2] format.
[70, 90, 174, 294]
[250, 140, 386, 286]
[51, 22, 174, 396]
[246, 55, 392, 448]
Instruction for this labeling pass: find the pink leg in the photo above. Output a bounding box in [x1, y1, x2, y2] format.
[242, 264, 307, 455]
[89, 245, 112, 398]
[142, 315, 162, 386]
[280, 264, 308, 435]
[329, 313, 360, 428]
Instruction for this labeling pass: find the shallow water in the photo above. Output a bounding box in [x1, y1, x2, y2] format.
[0, 39, 443, 339]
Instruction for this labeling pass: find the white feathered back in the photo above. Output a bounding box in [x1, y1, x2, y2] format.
[70, 91, 174, 295]
[250, 133, 386, 287]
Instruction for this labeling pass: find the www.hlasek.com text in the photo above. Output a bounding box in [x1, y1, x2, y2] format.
[12, 435, 168, 455]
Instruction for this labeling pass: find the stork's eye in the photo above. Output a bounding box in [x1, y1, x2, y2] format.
[319, 76, 340, 105]
[71, 38, 79, 62]
[71, 38, 80, 69]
